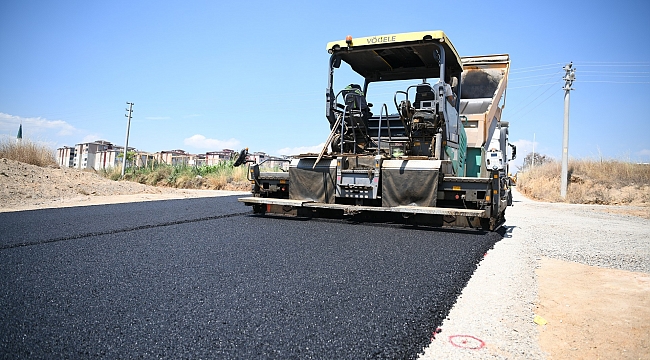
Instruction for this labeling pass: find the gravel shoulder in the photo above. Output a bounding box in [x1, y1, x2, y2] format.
[420, 187, 650, 359]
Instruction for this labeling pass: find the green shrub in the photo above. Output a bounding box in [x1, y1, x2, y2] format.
[99, 160, 250, 190]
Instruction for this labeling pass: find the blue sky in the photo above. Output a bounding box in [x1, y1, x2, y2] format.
[1, 0, 649, 169]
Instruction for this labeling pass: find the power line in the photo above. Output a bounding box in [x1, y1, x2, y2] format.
[579, 80, 650, 84]
[511, 62, 565, 70]
[508, 80, 563, 89]
[508, 77, 562, 116]
[511, 87, 563, 121]
[579, 70, 650, 74]
[508, 59, 650, 122]
[13, 61, 650, 127]
[575, 64, 650, 67]
[574, 61, 650, 65]
[505, 69, 563, 114]
[509, 71, 564, 81]
[579, 74, 650, 78]
[509, 64, 566, 74]
[509, 62, 565, 73]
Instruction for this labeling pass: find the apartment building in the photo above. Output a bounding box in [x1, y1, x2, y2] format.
[155, 150, 191, 166]
[249, 151, 267, 164]
[133, 152, 155, 168]
[94, 147, 125, 170]
[57, 140, 141, 171]
[57, 139, 287, 171]
[56, 146, 76, 168]
[252, 152, 290, 170]
[69, 140, 115, 169]
[206, 149, 235, 165]
[190, 154, 206, 167]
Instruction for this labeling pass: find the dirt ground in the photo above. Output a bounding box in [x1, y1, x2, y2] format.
[2, 158, 649, 359]
[0, 158, 248, 212]
[600, 206, 650, 219]
[537, 258, 650, 359]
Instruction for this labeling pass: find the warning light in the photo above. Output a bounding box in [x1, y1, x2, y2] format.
[346, 35, 353, 46]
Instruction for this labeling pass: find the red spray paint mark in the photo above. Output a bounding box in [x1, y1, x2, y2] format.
[448, 335, 485, 350]
[430, 327, 442, 341]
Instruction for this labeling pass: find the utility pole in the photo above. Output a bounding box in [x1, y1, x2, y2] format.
[532, 133, 535, 171]
[560, 63, 575, 198]
[121, 102, 134, 178]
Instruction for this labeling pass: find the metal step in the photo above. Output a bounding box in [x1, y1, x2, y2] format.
[340, 169, 374, 174]
[258, 172, 289, 181]
[238, 197, 487, 217]
[370, 137, 409, 141]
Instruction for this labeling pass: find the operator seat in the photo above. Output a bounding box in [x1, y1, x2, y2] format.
[414, 84, 436, 109]
[341, 84, 372, 125]
[341, 84, 369, 111]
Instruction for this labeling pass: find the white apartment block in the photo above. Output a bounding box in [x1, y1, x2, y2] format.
[57, 140, 283, 171]
[94, 147, 124, 170]
[206, 149, 235, 165]
[71, 140, 114, 169]
[155, 150, 191, 166]
[57, 140, 136, 171]
[189, 154, 206, 167]
[56, 146, 76, 168]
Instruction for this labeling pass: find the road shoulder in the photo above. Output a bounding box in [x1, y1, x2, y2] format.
[420, 187, 650, 359]
[0, 189, 249, 213]
[537, 257, 650, 359]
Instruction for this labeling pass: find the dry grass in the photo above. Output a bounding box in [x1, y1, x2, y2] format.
[115, 162, 250, 190]
[100, 166, 123, 181]
[202, 165, 250, 190]
[0, 138, 57, 167]
[517, 159, 650, 205]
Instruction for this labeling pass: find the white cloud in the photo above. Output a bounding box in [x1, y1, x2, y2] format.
[0, 112, 77, 137]
[183, 134, 240, 150]
[276, 143, 326, 156]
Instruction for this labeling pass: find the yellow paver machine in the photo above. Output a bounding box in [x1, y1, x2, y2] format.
[238, 31, 516, 230]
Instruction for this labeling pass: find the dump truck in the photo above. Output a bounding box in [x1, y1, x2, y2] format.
[238, 31, 515, 230]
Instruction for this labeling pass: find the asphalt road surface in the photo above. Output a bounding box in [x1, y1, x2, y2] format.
[0, 196, 501, 359]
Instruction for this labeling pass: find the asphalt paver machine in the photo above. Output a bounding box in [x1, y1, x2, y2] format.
[238, 31, 515, 230]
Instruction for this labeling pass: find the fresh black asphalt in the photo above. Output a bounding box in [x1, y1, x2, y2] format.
[0, 195, 501, 359]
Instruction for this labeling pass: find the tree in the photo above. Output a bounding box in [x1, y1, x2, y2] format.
[522, 152, 552, 169]
[117, 151, 136, 167]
